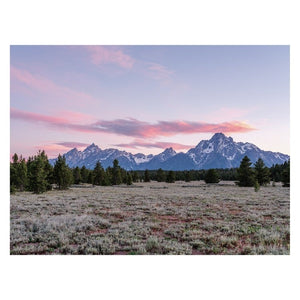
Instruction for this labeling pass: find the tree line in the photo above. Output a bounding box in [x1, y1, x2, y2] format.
[10, 151, 290, 194]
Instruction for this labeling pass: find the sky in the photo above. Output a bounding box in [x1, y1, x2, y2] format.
[10, 45, 290, 158]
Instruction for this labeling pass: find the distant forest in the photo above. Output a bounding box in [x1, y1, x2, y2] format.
[10, 150, 290, 194]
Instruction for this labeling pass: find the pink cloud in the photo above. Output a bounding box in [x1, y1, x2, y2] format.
[34, 142, 90, 158]
[85, 46, 135, 69]
[11, 107, 257, 138]
[114, 140, 193, 150]
[94, 119, 256, 137]
[11, 66, 97, 104]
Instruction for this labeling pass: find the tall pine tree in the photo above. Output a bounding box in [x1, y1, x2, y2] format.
[254, 158, 270, 186]
[112, 159, 122, 185]
[237, 156, 255, 187]
[144, 169, 150, 182]
[53, 154, 73, 190]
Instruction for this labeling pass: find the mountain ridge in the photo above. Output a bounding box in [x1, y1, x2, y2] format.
[49, 133, 289, 170]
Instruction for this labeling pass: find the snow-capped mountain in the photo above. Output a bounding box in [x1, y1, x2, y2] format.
[49, 133, 290, 170]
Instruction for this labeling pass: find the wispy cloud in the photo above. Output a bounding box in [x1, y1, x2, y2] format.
[145, 62, 174, 81]
[114, 140, 193, 150]
[94, 119, 256, 137]
[55, 142, 90, 148]
[83, 46, 173, 82]
[34, 141, 90, 158]
[11, 66, 97, 104]
[11, 108, 256, 138]
[85, 46, 135, 69]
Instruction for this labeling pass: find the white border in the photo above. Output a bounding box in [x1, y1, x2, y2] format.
[1, 1, 299, 299]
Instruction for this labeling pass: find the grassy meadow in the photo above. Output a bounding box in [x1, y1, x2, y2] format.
[10, 181, 290, 255]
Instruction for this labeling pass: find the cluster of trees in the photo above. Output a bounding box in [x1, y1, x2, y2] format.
[10, 151, 290, 194]
[236, 156, 290, 188]
[10, 151, 54, 194]
[10, 152, 136, 194]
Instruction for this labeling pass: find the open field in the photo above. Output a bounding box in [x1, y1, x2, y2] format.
[10, 181, 290, 255]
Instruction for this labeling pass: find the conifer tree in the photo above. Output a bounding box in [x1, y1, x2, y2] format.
[27, 151, 49, 194]
[126, 172, 133, 185]
[112, 159, 122, 185]
[93, 161, 108, 185]
[53, 154, 73, 190]
[166, 170, 175, 183]
[80, 166, 89, 183]
[10, 154, 19, 193]
[156, 168, 166, 182]
[73, 166, 82, 184]
[281, 160, 290, 187]
[87, 171, 94, 184]
[237, 156, 255, 187]
[132, 171, 139, 182]
[184, 170, 191, 182]
[144, 169, 150, 182]
[17, 156, 28, 191]
[204, 169, 220, 184]
[254, 158, 270, 186]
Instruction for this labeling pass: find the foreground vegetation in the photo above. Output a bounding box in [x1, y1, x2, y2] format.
[10, 181, 289, 255]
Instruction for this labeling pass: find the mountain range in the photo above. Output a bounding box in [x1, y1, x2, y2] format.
[49, 133, 289, 170]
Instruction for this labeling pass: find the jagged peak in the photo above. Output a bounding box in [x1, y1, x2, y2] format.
[84, 143, 100, 152]
[162, 147, 176, 154]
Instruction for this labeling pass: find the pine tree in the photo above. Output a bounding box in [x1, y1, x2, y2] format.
[204, 169, 220, 184]
[27, 151, 49, 194]
[126, 172, 133, 185]
[10, 154, 18, 193]
[132, 171, 139, 182]
[73, 166, 82, 184]
[184, 170, 191, 182]
[87, 171, 94, 184]
[254, 158, 270, 186]
[17, 156, 28, 191]
[237, 156, 255, 187]
[281, 160, 290, 187]
[144, 169, 150, 182]
[156, 168, 166, 182]
[166, 170, 175, 183]
[93, 161, 108, 185]
[112, 159, 122, 185]
[53, 154, 73, 189]
[80, 166, 89, 183]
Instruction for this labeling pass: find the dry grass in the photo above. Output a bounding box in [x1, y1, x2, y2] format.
[10, 181, 290, 255]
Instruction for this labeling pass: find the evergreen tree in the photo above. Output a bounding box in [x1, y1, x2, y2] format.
[254, 158, 270, 186]
[53, 154, 73, 189]
[120, 168, 127, 184]
[73, 166, 82, 184]
[10, 154, 18, 193]
[105, 167, 113, 185]
[204, 169, 220, 184]
[156, 168, 166, 182]
[281, 160, 290, 187]
[87, 171, 94, 184]
[126, 172, 133, 185]
[184, 170, 191, 182]
[80, 166, 89, 183]
[93, 161, 108, 185]
[27, 151, 49, 194]
[237, 156, 255, 187]
[144, 169, 150, 182]
[112, 159, 122, 185]
[166, 170, 175, 183]
[17, 156, 27, 191]
[132, 171, 139, 182]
